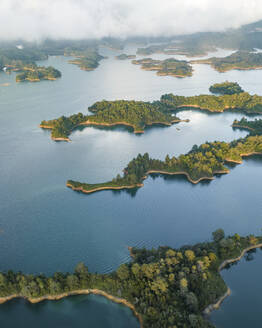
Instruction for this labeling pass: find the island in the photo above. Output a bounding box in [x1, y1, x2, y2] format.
[191, 51, 262, 72]
[0, 231, 261, 328]
[232, 117, 262, 135]
[65, 48, 105, 71]
[40, 100, 184, 141]
[16, 65, 61, 82]
[67, 135, 262, 194]
[115, 54, 136, 60]
[132, 58, 193, 77]
[209, 81, 244, 95]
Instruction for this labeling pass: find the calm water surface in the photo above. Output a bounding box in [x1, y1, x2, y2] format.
[0, 46, 262, 327]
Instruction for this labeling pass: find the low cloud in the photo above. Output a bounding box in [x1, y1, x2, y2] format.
[1, 0, 262, 41]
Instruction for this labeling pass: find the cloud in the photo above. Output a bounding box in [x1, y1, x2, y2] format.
[1, 0, 262, 41]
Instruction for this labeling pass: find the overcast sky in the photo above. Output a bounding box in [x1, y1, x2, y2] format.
[1, 0, 262, 41]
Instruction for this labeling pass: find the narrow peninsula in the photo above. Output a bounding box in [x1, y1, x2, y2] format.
[232, 117, 262, 135]
[67, 135, 262, 195]
[0, 231, 261, 328]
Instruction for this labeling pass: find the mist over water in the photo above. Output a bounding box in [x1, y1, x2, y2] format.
[1, 0, 262, 41]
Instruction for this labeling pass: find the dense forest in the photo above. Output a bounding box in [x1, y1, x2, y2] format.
[67, 135, 262, 194]
[192, 51, 262, 72]
[16, 66, 61, 82]
[0, 232, 260, 328]
[40, 100, 181, 139]
[132, 58, 193, 77]
[209, 82, 244, 95]
[40, 85, 262, 140]
[161, 91, 262, 114]
[232, 117, 262, 135]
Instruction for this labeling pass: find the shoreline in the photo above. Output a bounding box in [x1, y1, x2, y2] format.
[203, 242, 262, 316]
[40, 118, 185, 141]
[1, 243, 262, 328]
[225, 152, 262, 164]
[66, 182, 144, 194]
[0, 289, 143, 328]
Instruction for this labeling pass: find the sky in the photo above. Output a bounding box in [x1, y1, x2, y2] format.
[1, 0, 262, 41]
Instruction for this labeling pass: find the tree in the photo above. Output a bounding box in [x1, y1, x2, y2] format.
[185, 250, 195, 262]
[117, 264, 129, 280]
[212, 229, 225, 243]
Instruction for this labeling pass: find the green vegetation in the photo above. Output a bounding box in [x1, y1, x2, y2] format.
[0, 232, 261, 328]
[0, 47, 47, 71]
[41, 84, 262, 140]
[40, 100, 181, 140]
[209, 82, 244, 95]
[233, 118, 262, 135]
[132, 58, 193, 77]
[16, 66, 61, 82]
[66, 48, 105, 71]
[192, 51, 262, 72]
[67, 135, 262, 194]
[115, 54, 136, 60]
[161, 92, 262, 114]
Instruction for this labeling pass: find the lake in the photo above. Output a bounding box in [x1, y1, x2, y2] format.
[0, 45, 261, 327]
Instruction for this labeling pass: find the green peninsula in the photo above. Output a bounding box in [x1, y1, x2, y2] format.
[209, 82, 244, 95]
[0, 232, 261, 328]
[132, 58, 193, 77]
[161, 90, 262, 114]
[67, 135, 262, 194]
[16, 65, 61, 82]
[40, 100, 183, 141]
[191, 51, 262, 72]
[232, 117, 262, 135]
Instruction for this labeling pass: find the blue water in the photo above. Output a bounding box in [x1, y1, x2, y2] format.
[0, 45, 262, 326]
[211, 249, 262, 328]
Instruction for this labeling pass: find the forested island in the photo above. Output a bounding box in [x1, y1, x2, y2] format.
[40, 100, 183, 140]
[115, 54, 136, 60]
[0, 231, 261, 328]
[67, 135, 262, 194]
[132, 58, 193, 77]
[209, 82, 244, 95]
[66, 48, 105, 71]
[232, 118, 262, 135]
[16, 65, 61, 82]
[191, 51, 262, 72]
